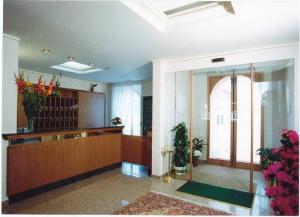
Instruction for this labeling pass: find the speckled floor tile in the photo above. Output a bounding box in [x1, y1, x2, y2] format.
[2, 165, 272, 215]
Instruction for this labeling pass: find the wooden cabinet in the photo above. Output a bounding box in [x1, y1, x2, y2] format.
[122, 135, 152, 169]
[78, 91, 105, 128]
[7, 133, 122, 196]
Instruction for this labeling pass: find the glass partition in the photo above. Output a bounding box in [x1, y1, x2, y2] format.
[171, 59, 296, 195]
[252, 59, 295, 197]
[253, 59, 295, 148]
[172, 70, 191, 181]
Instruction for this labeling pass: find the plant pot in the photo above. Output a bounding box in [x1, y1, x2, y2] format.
[174, 166, 186, 176]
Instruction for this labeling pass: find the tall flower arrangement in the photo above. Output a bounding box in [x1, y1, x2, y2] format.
[260, 129, 299, 215]
[15, 71, 58, 131]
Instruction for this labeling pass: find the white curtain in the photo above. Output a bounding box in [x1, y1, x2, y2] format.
[111, 83, 141, 135]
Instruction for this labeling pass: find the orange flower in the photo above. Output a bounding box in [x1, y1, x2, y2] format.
[46, 86, 53, 96]
[39, 85, 46, 94]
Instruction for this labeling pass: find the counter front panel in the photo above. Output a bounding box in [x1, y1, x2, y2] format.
[4, 127, 123, 196]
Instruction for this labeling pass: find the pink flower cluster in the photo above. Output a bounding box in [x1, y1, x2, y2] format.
[262, 129, 299, 216]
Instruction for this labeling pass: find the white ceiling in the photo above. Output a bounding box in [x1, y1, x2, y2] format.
[4, 0, 299, 83]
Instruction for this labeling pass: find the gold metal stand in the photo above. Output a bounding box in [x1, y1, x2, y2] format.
[162, 146, 173, 183]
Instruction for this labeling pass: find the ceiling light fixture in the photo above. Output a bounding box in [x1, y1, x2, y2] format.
[88, 61, 94, 66]
[41, 48, 50, 53]
[68, 56, 75, 60]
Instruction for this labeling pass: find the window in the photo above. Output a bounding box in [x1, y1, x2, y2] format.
[111, 83, 141, 135]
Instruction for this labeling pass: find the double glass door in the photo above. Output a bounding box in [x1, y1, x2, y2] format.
[208, 72, 261, 168]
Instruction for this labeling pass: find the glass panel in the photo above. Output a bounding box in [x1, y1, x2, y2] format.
[252, 59, 296, 197]
[253, 59, 295, 148]
[172, 70, 191, 181]
[209, 76, 231, 160]
[236, 75, 261, 164]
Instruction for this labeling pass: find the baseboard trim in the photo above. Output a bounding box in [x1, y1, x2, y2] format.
[8, 162, 121, 203]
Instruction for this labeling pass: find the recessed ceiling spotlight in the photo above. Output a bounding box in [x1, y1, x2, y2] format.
[68, 56, 75, 60]
[41, 48, 50, 53]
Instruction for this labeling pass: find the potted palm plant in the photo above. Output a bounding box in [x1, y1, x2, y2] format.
[172, 122, 189, 175]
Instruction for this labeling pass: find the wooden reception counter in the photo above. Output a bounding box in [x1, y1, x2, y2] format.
[3, 126, 124, 198]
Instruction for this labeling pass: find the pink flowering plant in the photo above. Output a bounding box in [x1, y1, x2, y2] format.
[258, 129, 299, 215]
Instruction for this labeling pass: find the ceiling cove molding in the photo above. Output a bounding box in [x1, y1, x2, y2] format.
[120, 0, 166, 32]
[3, 33, 20, 41]
[162, 42, 299, 64]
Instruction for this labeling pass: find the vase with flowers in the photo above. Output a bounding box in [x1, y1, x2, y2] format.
[15, 71, 59, 132]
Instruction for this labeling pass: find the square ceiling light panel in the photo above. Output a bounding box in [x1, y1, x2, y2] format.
[51, 61, 102, 74]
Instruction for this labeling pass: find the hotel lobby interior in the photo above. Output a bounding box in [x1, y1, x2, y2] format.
[1, 0, 299, 216]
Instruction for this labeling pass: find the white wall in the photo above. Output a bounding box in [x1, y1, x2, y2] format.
[152, 42, 299, 176]
[2, 34, 20, 202]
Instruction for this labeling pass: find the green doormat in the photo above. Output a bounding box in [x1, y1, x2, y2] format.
[177, 181, 254, 208]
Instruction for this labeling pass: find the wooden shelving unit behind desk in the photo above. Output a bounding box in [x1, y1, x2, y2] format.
[17, 88, 105, 131]
[18, 88, 79, 132]
[35, 95, 79, 131]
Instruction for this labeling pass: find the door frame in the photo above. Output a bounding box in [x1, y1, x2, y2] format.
[206, 72, 263, 171]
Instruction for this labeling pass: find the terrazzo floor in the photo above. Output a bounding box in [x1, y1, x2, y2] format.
[2, 164, 272, 215]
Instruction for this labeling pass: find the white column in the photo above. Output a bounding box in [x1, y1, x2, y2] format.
[152, 60, 166, 176]
[2, 34, 20, 201]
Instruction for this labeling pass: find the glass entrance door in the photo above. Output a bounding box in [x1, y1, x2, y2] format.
[208, 69, 261, 168]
